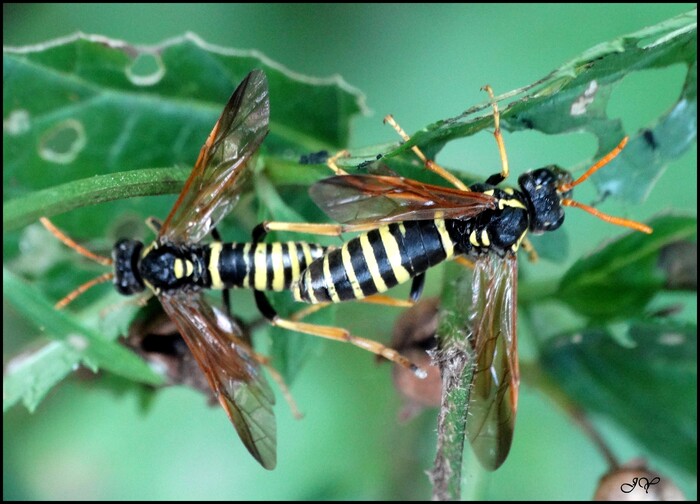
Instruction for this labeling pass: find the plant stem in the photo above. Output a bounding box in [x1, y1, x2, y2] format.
[429, 263, 475, 500]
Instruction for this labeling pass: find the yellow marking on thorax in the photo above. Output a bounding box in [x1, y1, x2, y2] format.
[140, 243, 157, 294]
[173, 259, 193, 279]
[341, 244, 365, 299]
[480, 229, 491, 247]
[208, 242, 224, 289]
[497, 197, 527, 210]
[469, 230, 480, 247]
[174, 259, 184, 279]
[512, 230, 528, 252]
[379, 226, 411, 284]
[482, 189, 495, 196]
[503, 187, 515, 195]
[435, 219, 455, 259]
[141, 242, 156, 259]
[360, 233, 388, 294]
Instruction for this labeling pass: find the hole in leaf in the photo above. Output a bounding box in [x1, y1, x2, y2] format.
[3, 109, 31, 136]
[127, 52, 165, 86]
[39, 119, 86, 164]
[14, 222, 65, 276]
[608, 64, 688, 136]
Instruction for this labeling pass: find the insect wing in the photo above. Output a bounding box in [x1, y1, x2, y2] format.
[159, 69, 270, 243]
[309, 175, 495, 224]
[465, 254, 519, 471]
[158, 290, 277, 469]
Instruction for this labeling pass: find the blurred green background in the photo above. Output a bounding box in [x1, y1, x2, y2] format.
[3, 4, 696, 500]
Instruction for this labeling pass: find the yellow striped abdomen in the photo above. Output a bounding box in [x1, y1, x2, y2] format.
[209, 241, 326, 292]
[293, 220, 456, 303]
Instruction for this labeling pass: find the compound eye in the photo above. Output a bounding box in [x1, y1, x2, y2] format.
[531, 167, 558, 187]
[112, 239, 145, 295]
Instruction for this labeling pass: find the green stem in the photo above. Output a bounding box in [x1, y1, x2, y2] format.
[429, 262, 475, 500]
[3, 167, 191, 231]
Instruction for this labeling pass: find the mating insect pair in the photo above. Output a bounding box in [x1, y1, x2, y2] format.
[41, 70, 418, 470]
[41, 70, 651, 470]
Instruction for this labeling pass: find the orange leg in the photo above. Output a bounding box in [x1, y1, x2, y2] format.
[326, 149, 351, 175]
[481, 85, 510, 182]
[271, 317, 427, 378]
[256, 220, 383, 239]
[289, 294, 414, 322]
[250, 351, 304, 419]
[520, 236, 539, 263]
[383, 114, 470, 192]
[454, 255, 476, 270]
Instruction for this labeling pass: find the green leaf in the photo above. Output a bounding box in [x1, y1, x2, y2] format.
[556, 214, 697, 320]
[527, 227, 571, 264]
[3, 33, 365, 238]
[3, 267, 163, 413]
[3, 12, 696, 478]
[2, 341, 81, 413]
[540, 320, 697, 474]
[379, 9, 697, 204]
[3, 34, 364, 417]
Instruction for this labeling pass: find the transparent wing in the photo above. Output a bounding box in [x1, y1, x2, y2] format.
[465, 253, 519, 471]
[159, 69, 270, 243]
[309, 175, 495, 224]
[158, 290, 277, 469]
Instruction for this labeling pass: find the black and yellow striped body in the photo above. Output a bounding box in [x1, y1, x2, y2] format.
[293, 167, 567, 304]
[292, 210, 525, 304]
[113, 239, 326, 296]
[209, 242, 326, 292]
[293, 219, 458, 304]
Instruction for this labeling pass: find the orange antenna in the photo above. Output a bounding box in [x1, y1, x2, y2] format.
[40, 217, 113, 266]
[558, 136, 628, 193]
[560, 199, 652, 234]
[54, 272, 115, 309]
[40, 217, 115, 308]
[556, 138, 652, 234]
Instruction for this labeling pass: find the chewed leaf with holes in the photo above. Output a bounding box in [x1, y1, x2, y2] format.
[3, 33, 365, 236]
[382, 9, 697, 204]
[3, 35, 365, 419]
